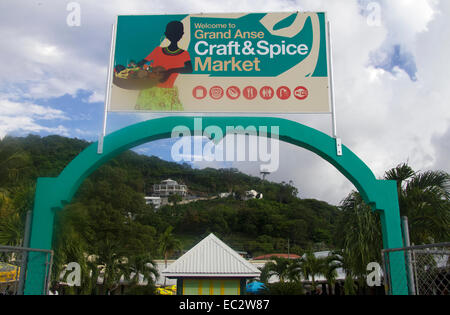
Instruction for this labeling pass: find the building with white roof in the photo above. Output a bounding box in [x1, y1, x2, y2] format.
[153, 179, 187, 197]
[162, 233, 260, 295]
[144, 196, 162, 209]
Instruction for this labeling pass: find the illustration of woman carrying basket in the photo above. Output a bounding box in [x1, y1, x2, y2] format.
[134, 20, 192, 111]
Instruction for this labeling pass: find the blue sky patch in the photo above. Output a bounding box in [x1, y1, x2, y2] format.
[371, 44, 418, 81]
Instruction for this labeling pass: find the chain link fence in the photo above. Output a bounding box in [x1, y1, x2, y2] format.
[382, 242, 450, 295]
[0, 245, 53, 295]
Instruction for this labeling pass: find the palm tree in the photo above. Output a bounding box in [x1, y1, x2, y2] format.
[0, 189, 24, 248]
[128, 253, 159, 288]
[293, 251, 326, 293]
[159, 226, 181, 266]
[336, 162, 449, 294]
[52, 205, 97, 295]
[330, 249, 358, 295]
[258, 264, 271, 284]
[334, 191, 384, 294]
[95, 239, 130, 295]
[338, 163, 449, 265]
[322, 253, 341, 295]
[260, 256, 292, 283]
[338, 191, 383, 282]
[0, 211, 23, 247]
[0, 188, 11, 212]
[384, 163, 450, 244]
[385, 163, 416, 197]
[158, 226, 181, 285]
[85, 255, 101, 295]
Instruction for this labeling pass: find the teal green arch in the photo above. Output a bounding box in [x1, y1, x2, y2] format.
[25, 117, 408, 294]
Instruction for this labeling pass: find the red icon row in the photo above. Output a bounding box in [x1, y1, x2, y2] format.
[192, 86, 308, 101]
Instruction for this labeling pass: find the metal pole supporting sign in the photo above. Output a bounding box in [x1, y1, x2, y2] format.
[98, 23, 116, 154]
[326, 20, 342, 156]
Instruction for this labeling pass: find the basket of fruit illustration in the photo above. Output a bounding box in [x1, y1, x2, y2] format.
[113, 61, 166, 90]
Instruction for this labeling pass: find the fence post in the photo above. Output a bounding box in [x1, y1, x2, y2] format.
[17, 211, 32, 294]
[401, 216, 416, 295]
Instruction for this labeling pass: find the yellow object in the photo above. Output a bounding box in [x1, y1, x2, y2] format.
[0, 263, 20, 283]
[157, 285, 176, 295]
[115, 67, 141, 79]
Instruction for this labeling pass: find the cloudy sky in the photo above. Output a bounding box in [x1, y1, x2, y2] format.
[0, 0, 449, 205]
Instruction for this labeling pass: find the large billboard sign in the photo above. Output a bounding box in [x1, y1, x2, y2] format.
[109, 12, 330, 113]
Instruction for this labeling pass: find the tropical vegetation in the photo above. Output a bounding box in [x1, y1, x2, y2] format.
[0, 135, 448, 295]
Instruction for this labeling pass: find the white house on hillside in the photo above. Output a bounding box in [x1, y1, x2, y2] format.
[153, 179, 187, 197]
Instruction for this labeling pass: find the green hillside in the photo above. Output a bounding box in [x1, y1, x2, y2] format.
[1, 134, 447, 295]
[0, 134, 340, 258]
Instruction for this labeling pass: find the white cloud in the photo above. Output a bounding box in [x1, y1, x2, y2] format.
[379, 0, 437, 44]
[0, 99, 66, 120]
[74, 128, 96, 137]
[86, 91, 105, 103]
[0, 97, 70, 139]
[0, 116, 69, 140]
[181, 0, 450, 204]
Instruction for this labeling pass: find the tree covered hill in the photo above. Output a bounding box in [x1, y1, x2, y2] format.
[0, 134, 298, 198]
[2, 135, 447, 295]
[143, 197, 339, 255]
[0, 134, 341, 257]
